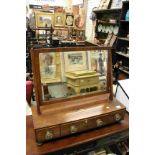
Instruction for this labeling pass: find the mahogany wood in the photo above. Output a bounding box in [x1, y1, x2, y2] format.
[26, 113, 129, 155]
[31, 42, 112, 109]
[31, 94, 126, 143]
[30, 42, 126, 145]
[30, 43, 114, 114]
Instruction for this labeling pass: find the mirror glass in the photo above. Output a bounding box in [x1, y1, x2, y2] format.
[39, 50, 108, 101]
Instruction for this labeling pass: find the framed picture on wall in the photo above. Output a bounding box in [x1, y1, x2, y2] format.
[64, 51, 88, 72]
[65, 14, 74, 27]
[99, 0, 111, 9]
[36, 12, 54, 27]
[54, 13, 65, 27]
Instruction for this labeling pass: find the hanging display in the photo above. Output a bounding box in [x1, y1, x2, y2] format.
[65, 14, 74, 26]
[54, 13, 65, 27]
[36, 12, 54, 27]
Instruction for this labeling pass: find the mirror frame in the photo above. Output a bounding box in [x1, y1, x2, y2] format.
[31, 42, 113, 114]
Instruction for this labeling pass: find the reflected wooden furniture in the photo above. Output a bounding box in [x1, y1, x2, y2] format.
[65, 70, 100, 94]
[30, 42, 126, 143]
[26, 113, 129, 155]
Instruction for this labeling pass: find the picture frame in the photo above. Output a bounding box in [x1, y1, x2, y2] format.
[65, 14, 74, 27]
[99, 0, 111, 9]
[64, 51, 88, 72]
[36, 12, 54, 27]
[111, 0, 122, 9]
[74, 14, 85, 30]
[39, 52, 62, 83]
[53, 27, 69, 38]
[54, 13, 65, 27]
[88, 50, 108, 76]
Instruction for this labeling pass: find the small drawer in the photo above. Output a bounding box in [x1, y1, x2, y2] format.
[36, 126, 60, 142]
[87, 114, 115, 129]
[61, 120, 87, 136]
[67, 78, 80, 86]
[79, 77, 99, 86]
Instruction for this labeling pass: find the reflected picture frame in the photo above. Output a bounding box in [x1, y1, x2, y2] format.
[39, 52, 62, 84]
[64, 51, 88, 72]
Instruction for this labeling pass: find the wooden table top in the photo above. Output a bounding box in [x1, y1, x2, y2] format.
[26, 113, 129, 155]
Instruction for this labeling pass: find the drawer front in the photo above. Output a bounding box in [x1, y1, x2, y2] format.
[86, 111, 125, 130]
[86, 114, 113, 130]
[61, 120, 87, 136]
[61, 111, 125, 137]
[67, 78, 80, 86]
[79, 77, 99, 86]
[36, 126, 60, 142]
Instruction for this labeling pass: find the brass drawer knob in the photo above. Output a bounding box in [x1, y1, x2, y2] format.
[45, 131, 53, 140]
[96, 119, 104, 127]
[114, 113, 121, 121]
[70, 125, 78, 134]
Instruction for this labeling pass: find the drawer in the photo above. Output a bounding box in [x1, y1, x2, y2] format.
[36, 126, 60, 142]
[67, 77, 99, 87]
[87, 112, 124, 130]
[67, 78, 80, 86]
[86, 115, 112, 130]
[61, 120, 87, 136]
[79, 77, 99, 86]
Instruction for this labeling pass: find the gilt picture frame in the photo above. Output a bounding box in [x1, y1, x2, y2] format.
[36, 12, 54, 27]
[54, 13, 65, 27]
[65, 14, 74, 27]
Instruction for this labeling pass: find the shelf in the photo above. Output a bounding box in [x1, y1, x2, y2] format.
[117, 37, 129, 41]
[32, 28, 51, 30]
[119, 68, 129, 74]
[115, 51, 129, 58]
[120, 20, 129, 23]
[97, 20, 119, 25]
[93, 8, 121, 13]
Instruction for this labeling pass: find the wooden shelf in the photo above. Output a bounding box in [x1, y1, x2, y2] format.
[120, 20, 129, 23]
[115, 51, 129, 58]
[119, 68, 129, 74]
[93, 8, 121, 13]
[32, 28, 51, 30]
[118, 37, 129, 41]
[97, 20, 119, 25]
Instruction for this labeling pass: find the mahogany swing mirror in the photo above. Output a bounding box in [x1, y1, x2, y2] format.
[31, 42, 126, 144]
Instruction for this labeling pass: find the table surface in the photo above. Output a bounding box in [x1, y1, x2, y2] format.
[26, 113, 129, 155]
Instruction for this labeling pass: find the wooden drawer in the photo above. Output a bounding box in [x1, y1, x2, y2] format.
[87, 113, 118, 130]
[67, 77, 99, 87]
[67, 78, 80, 86]
[61, 120, 87, 136]
[61, 111, 125, 137]
[36, 126, 60, 142]
[79, 77, 99, 86]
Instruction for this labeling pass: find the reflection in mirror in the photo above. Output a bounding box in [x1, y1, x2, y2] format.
[39, 50, 108, 102]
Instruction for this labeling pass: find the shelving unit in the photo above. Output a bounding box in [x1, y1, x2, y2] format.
[94, 8, 121, 42]
[113, 1, 129, 81]
[118, 37, 129, 41]
[115, 51, 129, 58]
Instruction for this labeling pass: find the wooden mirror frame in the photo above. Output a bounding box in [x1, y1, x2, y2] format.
[31, 42, 113, 114]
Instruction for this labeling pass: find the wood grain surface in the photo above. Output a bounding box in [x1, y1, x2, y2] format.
[26, 113, 129, 155]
